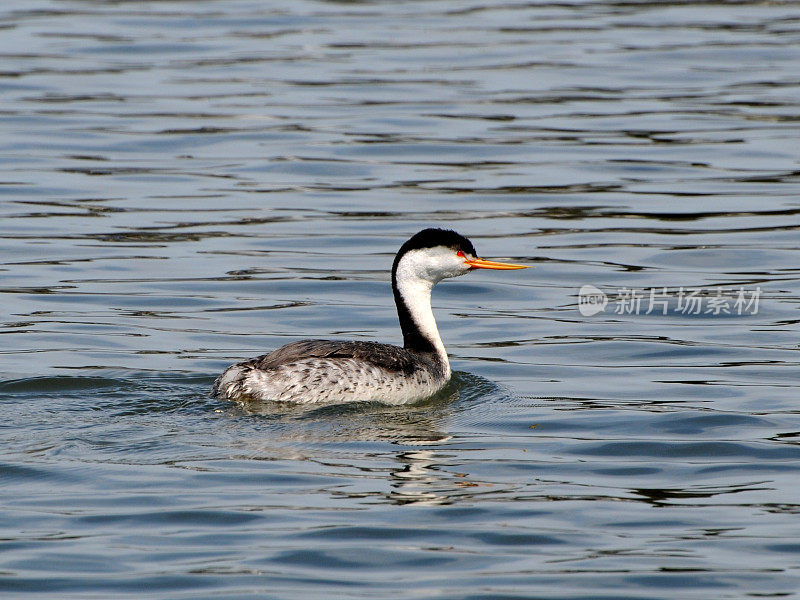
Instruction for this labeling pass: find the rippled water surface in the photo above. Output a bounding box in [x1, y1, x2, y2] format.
[3, 1, 800, 598]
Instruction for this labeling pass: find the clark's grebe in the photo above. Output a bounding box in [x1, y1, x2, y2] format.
[212, 228, 527, 404]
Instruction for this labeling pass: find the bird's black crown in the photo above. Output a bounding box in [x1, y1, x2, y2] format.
[395, 228, 477, 260]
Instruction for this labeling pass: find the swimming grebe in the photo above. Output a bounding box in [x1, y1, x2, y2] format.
[212, 228, 527, 404]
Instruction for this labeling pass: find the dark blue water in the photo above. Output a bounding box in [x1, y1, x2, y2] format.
[2, 1, 800, 598]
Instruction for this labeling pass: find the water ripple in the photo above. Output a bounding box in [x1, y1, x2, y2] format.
[2, 0, 800, 598]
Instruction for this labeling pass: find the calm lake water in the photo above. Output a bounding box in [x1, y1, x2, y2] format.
[2, 1, 800, 598]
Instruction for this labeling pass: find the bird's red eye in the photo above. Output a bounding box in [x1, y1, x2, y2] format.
[456, 251, 465, 257]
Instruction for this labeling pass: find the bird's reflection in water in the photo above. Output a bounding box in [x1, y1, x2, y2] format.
[233, 384, 456, 445]
[231, 371, 499, 444]
[226, 372, 507, 505]
[388, 449, 449, 505]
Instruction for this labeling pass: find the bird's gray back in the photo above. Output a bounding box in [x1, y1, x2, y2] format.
[245, 339, 425, 374]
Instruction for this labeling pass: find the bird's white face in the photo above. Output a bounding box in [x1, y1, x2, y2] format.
[397, 246, 474, 285]
[397, 245, 527, 286]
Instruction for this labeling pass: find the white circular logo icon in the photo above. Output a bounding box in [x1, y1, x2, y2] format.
[578, 285, 607, 316]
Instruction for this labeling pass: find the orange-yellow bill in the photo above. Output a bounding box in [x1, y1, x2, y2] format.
[464, 257, 529, 270]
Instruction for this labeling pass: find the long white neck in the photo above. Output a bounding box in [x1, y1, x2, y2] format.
[392, 259, 451, 377]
